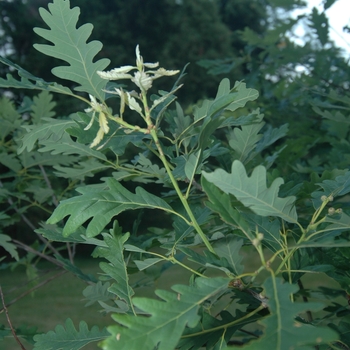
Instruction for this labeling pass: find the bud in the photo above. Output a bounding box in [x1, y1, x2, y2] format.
[257, 233, 264, 241]
[321, 195, 328, 202]
[328, 207, 335, 215]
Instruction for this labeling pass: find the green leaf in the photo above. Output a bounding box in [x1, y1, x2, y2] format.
[53, 158, 110, 180]
[303, 213, 350, 245]
[33, 318, 110, 350]
[244, 214, 283, 253]
[82, 281, 128, 314]
[310, 7, 329, 46]
[228, 122, 264, 163]
[31, 91, 56, 122]
[54, 255, 97, 283]
[0, 96, 21, 139]
[39, 133, 107, 161]
[328, 321, 350, 347]
[18, 118, 75, 153]
[134, 258, 163, 271]
[93, 224, 135, 313]
[184, 150, 201, 181]
[256, 123, 289, 152]
[0, 233, 19, 260]
[47, 178, 175, 237]
[212, 235, 244, 276]
[178, 310, 254, 350]
[36, 223, 87, 243]
[180, 235, 244, 276]
[0, 152, 22, 173]
[67, 112, 149, 156]
[237, 277, 338, 349]
[208, 80, 259, 116]
[100, 277, 230, 350]
[33, 0, 110, 99]
[203, 160, 298, 224]
[0, 56, 74, 96]
[201, 177, 253, 240]
[82, 281, 114, 307]
[312, 170, 350, 208]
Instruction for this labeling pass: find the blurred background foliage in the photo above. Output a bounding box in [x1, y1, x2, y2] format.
[0, 0, 350, 243]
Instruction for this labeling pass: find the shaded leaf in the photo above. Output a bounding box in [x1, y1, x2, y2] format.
[134, 258, 164, 271]
[0, 233, 19, 260]
[30, 91, 56, 122]
[33, 318, 109, 350]
[212, 235, 244, 276]
[100, 277, 230, 350]
[47, 178, 175, 237]
[93, 224, 134, 313]
[201, 177, 253, 240]
[228, 122, 264, 163]
[53, 158, 110, 180]
[39, 133, 107, 161]
[312, 170, 350, 208]
[82, 281, 114, 307]
[18, 118, 75, 153]
[237, 277, 338, 349]
[0, 56, 74, 96]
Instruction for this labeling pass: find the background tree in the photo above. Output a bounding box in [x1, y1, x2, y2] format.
[0, 0, 268, 108]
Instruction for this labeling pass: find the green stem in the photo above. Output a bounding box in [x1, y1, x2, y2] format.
[141, 93, 215, 254]
[150, 128, 215, 253]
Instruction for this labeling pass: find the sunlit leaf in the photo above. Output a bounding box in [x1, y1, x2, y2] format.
[33, 0, 110, 100]
[203, 160, 298, 223]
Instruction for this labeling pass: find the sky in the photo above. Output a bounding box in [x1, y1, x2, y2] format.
[292, 0, 350, 56]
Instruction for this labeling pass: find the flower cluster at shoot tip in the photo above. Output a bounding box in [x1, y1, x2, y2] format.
[97, 45, 180, 93]
[85, 45, 180, 147]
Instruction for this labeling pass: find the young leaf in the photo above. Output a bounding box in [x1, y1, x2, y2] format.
[203, 160, 298, 224]
[47, 178, 175, 237]
[33, 318, 110, 350]
[239, 277, 338, 349]
[33, 0, 110, 100]
[100, 277, 230, 350]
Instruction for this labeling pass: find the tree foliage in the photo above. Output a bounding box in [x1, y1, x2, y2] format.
[1, 0, 350, 349]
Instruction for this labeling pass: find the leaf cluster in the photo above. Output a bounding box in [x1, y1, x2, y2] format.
[1, 1, 350, 349]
